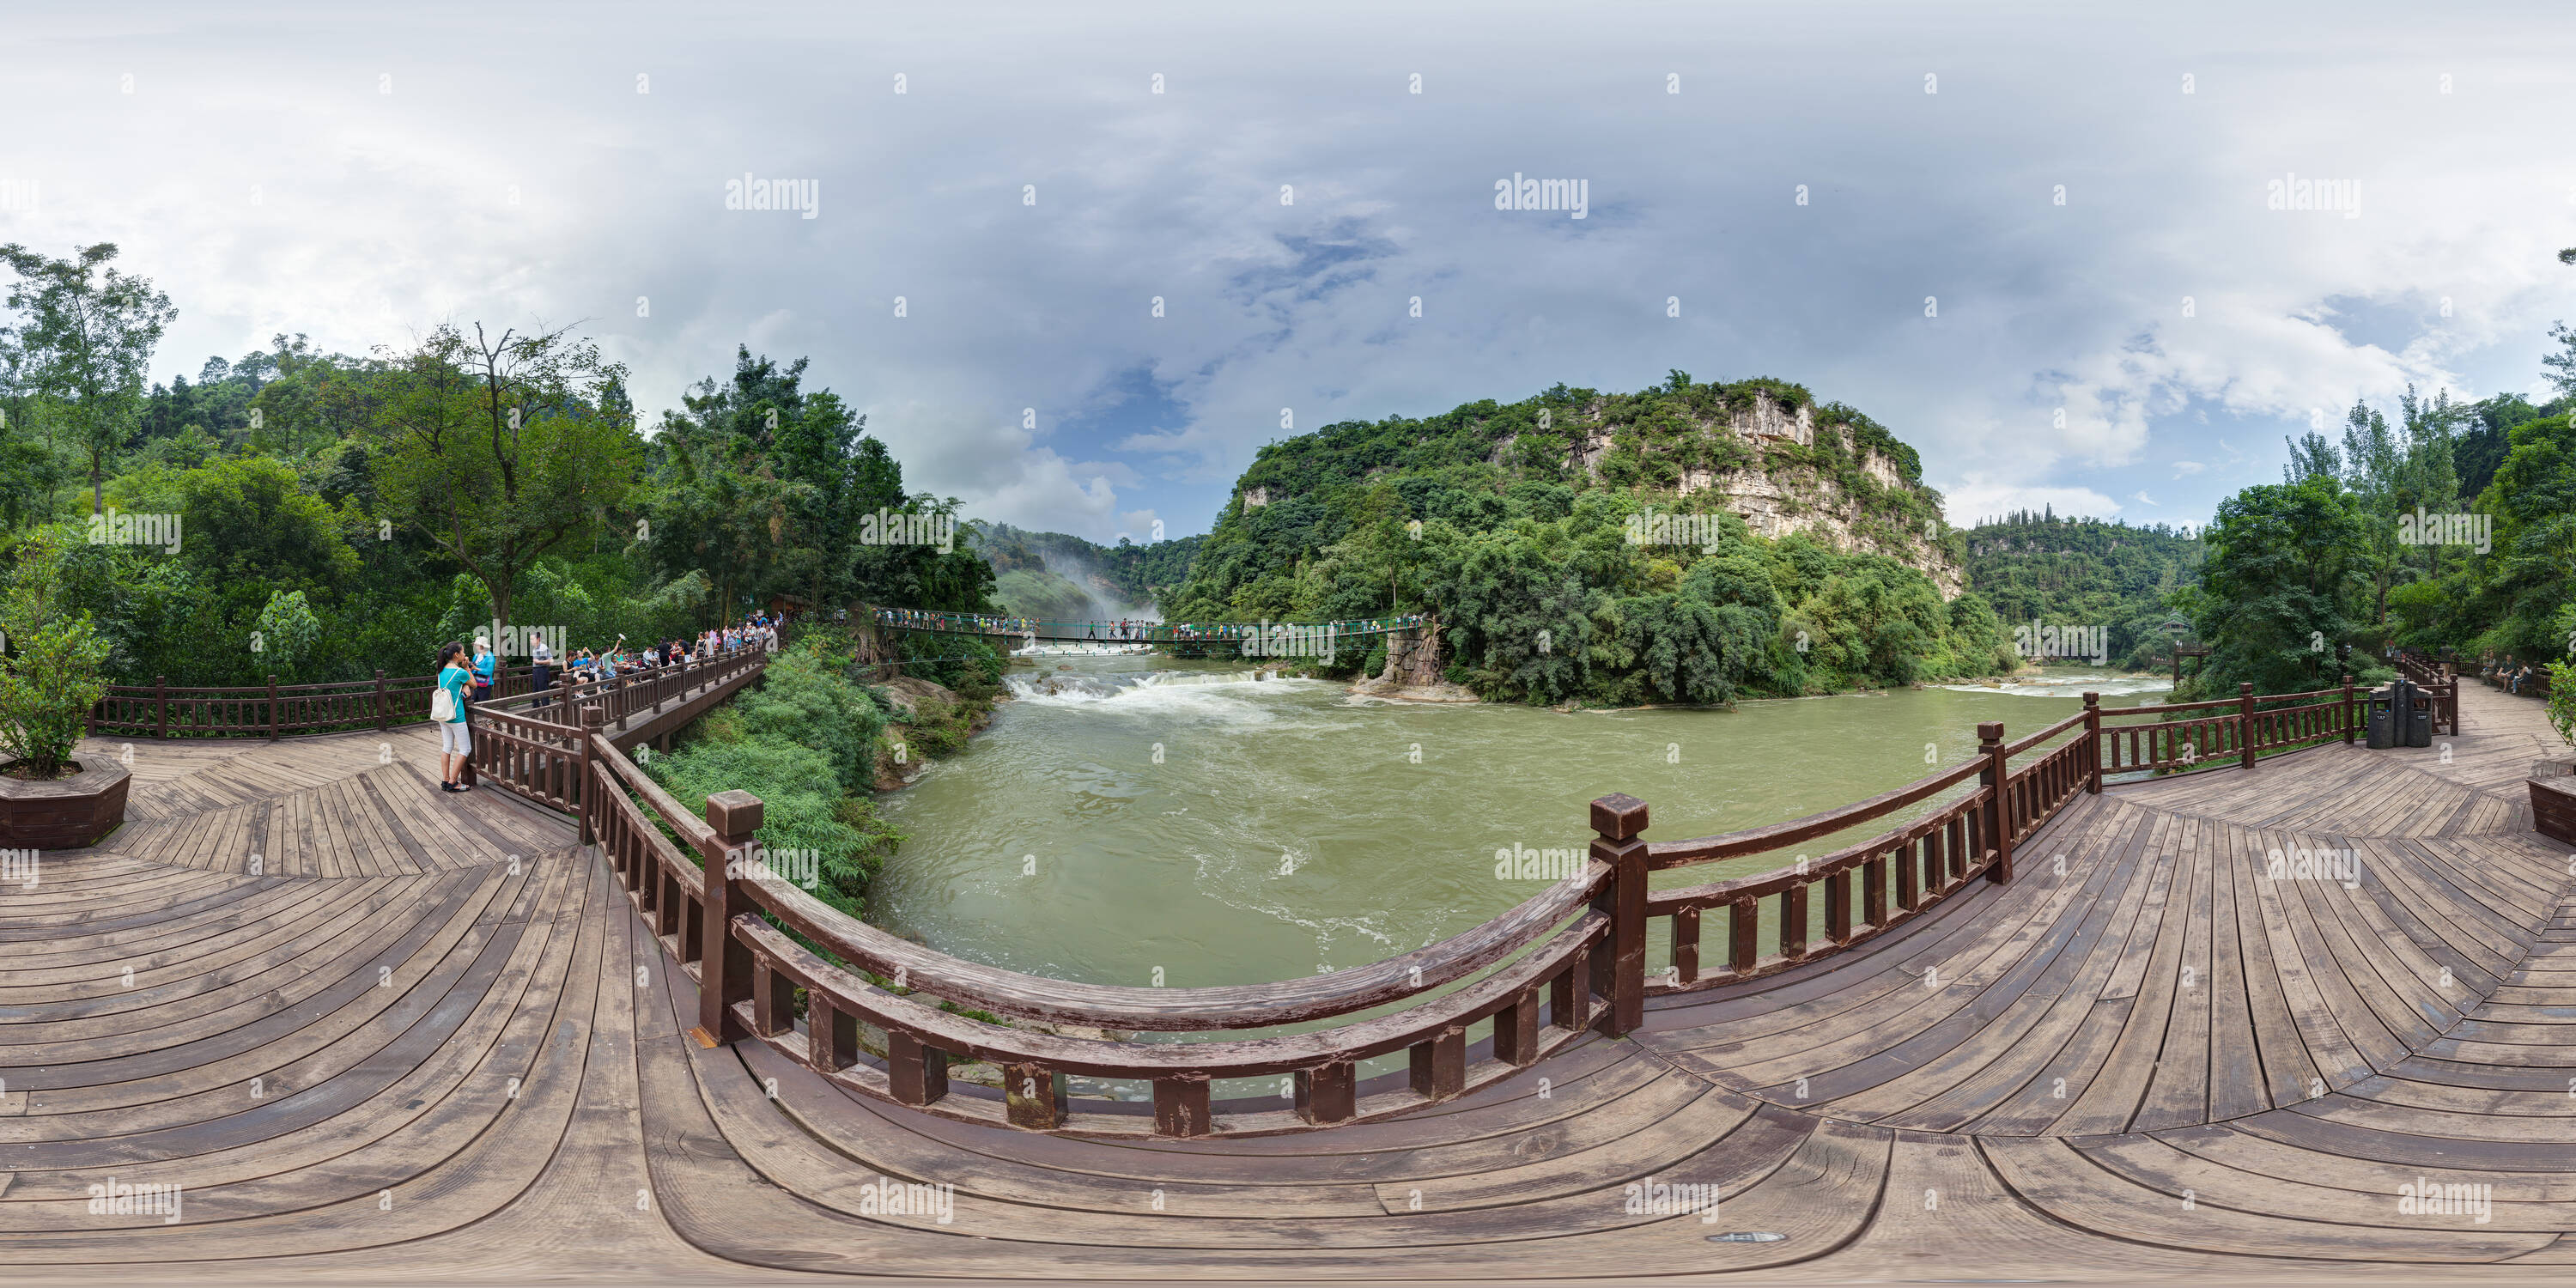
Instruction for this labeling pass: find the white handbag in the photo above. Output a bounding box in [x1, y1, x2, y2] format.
[431, 685, 456, 722]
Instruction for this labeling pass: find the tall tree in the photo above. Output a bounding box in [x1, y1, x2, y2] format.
[371, 321, 642, 637]
[0, 243, 177, 515]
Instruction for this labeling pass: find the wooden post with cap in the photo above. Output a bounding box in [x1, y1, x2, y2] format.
[1979, 722, 2013, 884]
[1587, 793, 1649, 1038]
[2082, 691, 2103, 794]
[2239, 682, 2256, 770]
[692, 789, 762, 1046]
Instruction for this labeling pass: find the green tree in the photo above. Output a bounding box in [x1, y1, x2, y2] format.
[0, 243, 176, 516]
[2176, 476, 2368, 695]
[372, 322, 642, 639]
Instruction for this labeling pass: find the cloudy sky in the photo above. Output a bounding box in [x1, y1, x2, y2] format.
[8, 1, 2573, 541]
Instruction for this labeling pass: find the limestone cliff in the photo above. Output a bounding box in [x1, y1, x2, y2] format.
[1543, 390, 1965, 598]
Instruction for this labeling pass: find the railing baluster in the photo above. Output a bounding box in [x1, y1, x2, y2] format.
[1495, 984, 1542, 1063]
[1297, 1060, 1356, 1125]
[1552, 947, 1591, 1033]
[1671, 907, 1700, 985]
[1005, 1062, 1064, 1128]
[751, 957, 794, 1037]
[888, 1030, 950, 1106]
[1782, 882, 1808, 958]
[1728, 897, 1758, 974]
[1409, 1024, 1467, 1101]
[1153, 1074, 1212, 1137]
[1898, 835, 1922, 911]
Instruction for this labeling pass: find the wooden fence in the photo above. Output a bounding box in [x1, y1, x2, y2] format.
[88, 646, 769, 742]
[527, 672, 2387, 1139]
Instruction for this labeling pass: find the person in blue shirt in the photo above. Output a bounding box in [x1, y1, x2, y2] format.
[471, 636, 496, 702]
[436, 641, 474, 793]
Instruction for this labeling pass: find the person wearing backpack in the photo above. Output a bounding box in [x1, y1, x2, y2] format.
[434, 642, 474, 793]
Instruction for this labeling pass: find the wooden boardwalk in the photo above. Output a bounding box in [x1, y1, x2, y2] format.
[5, 683, 2574, 1283]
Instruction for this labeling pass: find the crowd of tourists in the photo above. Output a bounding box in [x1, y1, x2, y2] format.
[428, 611, 790, 793]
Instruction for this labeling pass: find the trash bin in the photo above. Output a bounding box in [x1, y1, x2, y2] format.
[2403, 682, 2434, 747]
[2366, 684, 2397, 749]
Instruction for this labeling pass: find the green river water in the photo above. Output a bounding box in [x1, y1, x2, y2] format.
[869, 654, 2172, 998]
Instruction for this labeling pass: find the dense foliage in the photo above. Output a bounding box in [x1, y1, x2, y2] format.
[1163, 374, 2001, 703]
[2181, 319, 2576, 695]
[1960, 510, 2203, 670]
[642, 633, 903, 919]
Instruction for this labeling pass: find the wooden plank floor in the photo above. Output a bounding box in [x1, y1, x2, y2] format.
[4, 683, 2574, 1283]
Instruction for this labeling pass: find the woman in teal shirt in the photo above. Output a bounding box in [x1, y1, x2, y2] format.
[436, 642, 475, 793]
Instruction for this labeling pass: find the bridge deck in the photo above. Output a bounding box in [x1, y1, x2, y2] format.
[5, 684, 2573, 1282]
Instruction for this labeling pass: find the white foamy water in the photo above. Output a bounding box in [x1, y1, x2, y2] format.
[1940, 671, 2172, 700]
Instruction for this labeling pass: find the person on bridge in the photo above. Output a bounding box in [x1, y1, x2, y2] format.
[434, 643, 474, 793]
[530, 630, 555, 710]
[471, 636, 495, 702]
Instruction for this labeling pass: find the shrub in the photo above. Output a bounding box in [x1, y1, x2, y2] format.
[0, 617, 112, 779]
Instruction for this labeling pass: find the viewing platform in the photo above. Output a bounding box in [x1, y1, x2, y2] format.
[7, 668, 2575, 1282]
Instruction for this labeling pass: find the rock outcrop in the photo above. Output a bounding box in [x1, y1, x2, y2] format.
[1557, 392, 1964, 598]
[1347, 617, 1480, 703]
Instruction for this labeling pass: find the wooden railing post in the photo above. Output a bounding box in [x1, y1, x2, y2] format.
[694, 789, 762, 1046]
[156, 677, 167, 740]
[2342, 673, 2355, 744]
[577, 708, 605, 845]
[1586, 793, 1649, 1038]
[2082, 692, 2102, 794]
[1978, 722, 2012, 884]
[2239, 682, 2255, 769]
[374, 670, 387, 730]
[268, 674, 279, 740]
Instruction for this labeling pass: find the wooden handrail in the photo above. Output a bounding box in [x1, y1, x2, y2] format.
[742, 860, 1606, 1031]
[1644, 756, 1990, 867]
[170, 617, 2421, 1138]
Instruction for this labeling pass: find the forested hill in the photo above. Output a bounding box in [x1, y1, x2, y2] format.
[975, 521, 1202, 620]
[1160, 373, 2018, 707]
[1960, 511, 2204, 669]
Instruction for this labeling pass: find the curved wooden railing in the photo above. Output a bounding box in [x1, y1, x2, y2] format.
[459, 658, 2410, 1138]
[88, 644, 769, 741]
